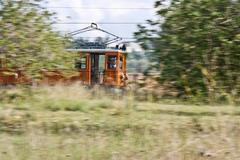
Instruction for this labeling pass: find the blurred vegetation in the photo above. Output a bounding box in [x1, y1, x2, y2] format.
[127, 50, 148, 73]
[0, 86, 240, 159]
[1, 0, 240, 159]
[0, 0, 74, 76]
[135, 0, 240, 104]
[0, 0, 239, 105]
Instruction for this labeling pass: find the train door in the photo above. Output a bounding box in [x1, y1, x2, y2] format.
[91, 54, 105, 85]
[90, 54, 99, 85]
[75, 53, 91, 85]
[99, 55, 105, 84]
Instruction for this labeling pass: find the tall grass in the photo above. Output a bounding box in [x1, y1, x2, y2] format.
[0, 85, 240, 160]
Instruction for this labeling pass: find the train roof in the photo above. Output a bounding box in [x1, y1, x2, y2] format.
[66, 49, 127, 54]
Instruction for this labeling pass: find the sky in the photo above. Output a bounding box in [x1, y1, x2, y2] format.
[43, 0, 157, 43]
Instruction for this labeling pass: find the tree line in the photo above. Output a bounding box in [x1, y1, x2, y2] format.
[1, 0, 239, 104]
[135, 0, 240, 104]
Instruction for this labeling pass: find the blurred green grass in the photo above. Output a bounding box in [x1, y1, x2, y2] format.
[0, 85, 240, 160]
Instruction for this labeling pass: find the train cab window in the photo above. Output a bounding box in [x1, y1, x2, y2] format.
[75, 57, 87, 70]
[107, 56, 117, 69]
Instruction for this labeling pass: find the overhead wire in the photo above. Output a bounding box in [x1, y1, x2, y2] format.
[53, 22, 149, 25]
[70, 37, 136, 39]
[38, 6, 152, 43]
[21, 5, 152, 25]
[3, 21, 148, 25]
[42, 7, 155, 10]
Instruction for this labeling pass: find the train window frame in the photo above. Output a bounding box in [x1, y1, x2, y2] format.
[119, 56, 124, 70]
[107, 55, 117, 70]
[75, 56, 87, 70]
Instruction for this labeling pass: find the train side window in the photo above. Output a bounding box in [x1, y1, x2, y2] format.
[107, 56, 117, 69]
[75, 57, 87, 70]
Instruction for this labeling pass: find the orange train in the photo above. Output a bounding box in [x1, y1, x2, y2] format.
[71, 48, 128, 87]
[0, 23, 128, 87]
[0, 48, 128, 87]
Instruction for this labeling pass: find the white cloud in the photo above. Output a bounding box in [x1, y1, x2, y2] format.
[47, 0, 155, 42]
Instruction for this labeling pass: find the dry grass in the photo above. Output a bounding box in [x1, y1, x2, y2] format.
[0, 85, 240, 160]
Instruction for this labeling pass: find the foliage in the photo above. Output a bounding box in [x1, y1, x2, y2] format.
[127, 50, 148, 73]
[70, 37, 109, 49]
[0, 0, 72, 76]
[135, 0, 240, 103]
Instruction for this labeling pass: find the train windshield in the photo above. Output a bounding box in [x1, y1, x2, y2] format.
[107, 56, 117, 69]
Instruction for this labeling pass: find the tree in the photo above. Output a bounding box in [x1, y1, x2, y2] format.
[70, 37, 109, 49]
[127, 50, 149, 73]
[0, 0, 71, 76]
[135, 0, 240, 103]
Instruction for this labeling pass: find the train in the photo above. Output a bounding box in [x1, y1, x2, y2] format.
[0, 48, 128, 87]
[0, 23, 128, 87]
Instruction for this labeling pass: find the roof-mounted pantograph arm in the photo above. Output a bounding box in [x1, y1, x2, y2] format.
[67, 23, 122, 45]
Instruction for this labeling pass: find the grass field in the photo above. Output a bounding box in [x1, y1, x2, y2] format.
[0, 86, 240, 160]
